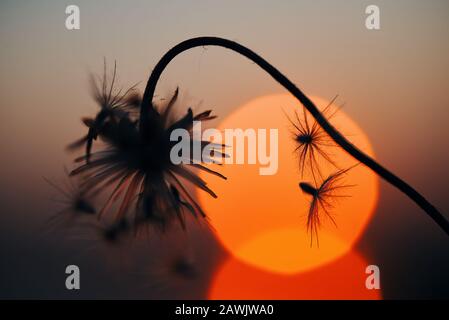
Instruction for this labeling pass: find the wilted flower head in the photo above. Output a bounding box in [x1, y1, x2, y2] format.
[287, 96, 341, 184]
[68, 65, 226, 238]
[299, 166, 355, 247]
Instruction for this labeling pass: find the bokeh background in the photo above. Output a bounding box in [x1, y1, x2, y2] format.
[0, 0, 448, 299]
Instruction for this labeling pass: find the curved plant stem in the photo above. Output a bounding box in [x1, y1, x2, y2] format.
[140, 36, 449, 236]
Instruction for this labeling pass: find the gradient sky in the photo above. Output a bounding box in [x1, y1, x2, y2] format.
[1, 0, 448, 298]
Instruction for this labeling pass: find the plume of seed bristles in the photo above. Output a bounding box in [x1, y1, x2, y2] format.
[300, 166, 356, 247]
[291, 96, 358, 246]
[287, 95, 341, 185]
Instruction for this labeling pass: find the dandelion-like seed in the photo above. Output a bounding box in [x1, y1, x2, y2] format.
[67, 64, 226, 238]
[145, 253, 199, 294]
[287, 96, 341, 184]
[44, 172, 96, 228]
[101, 218, 130, 244]
[170, 256, 198, 280]
[299, 166, 355, 247]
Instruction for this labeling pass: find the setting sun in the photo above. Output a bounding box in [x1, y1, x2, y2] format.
[199, 94, 379, 274]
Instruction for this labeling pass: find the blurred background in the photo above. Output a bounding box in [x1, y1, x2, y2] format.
[0, 0, 448, 299]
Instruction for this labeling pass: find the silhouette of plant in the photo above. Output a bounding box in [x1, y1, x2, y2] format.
[136, 36, 448, 236]
[63, 37, 448, 244]
[299, 167, 355, 246]
[67, 65, 226, 238]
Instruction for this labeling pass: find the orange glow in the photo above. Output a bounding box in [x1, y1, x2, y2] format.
[209, 250, 382, 300]
[199, 94, 378, 274]
[236, 227, 348, 274]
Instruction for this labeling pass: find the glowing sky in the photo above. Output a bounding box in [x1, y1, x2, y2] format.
[0, 0, 448, 298]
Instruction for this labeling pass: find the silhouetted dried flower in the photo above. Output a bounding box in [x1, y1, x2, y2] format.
[68, 67, 226, 237]
[60, 36, 449, 249]
[287, 96, 340, 184]
[299, 166, 355, 246]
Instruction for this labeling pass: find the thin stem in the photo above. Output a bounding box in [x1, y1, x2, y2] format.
[140, 36, 449, 236]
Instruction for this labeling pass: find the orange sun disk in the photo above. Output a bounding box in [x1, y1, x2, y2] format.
[199, 93, 379, 275]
